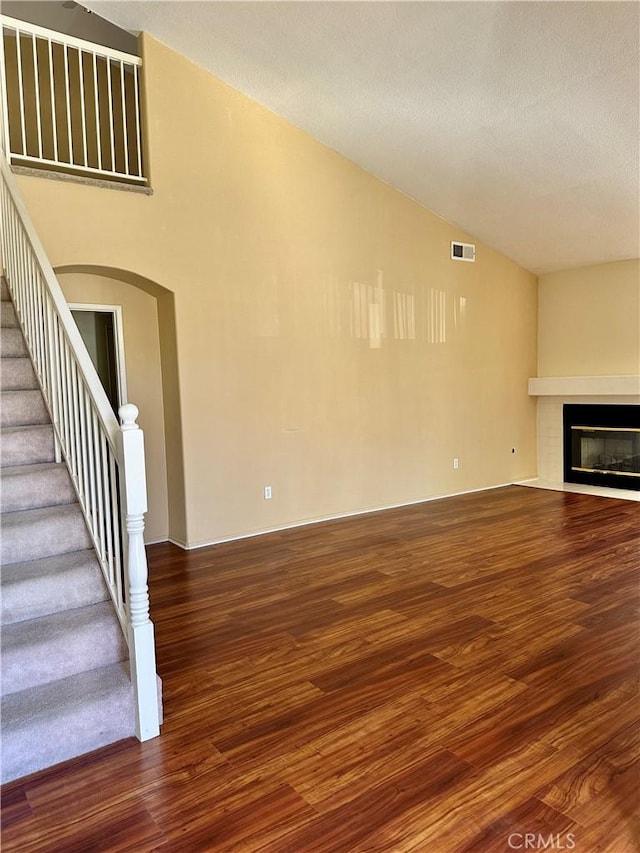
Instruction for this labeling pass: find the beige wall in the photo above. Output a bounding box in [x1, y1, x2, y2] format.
[15, 35, 538, 547]
[57, 272, 169, 543]
[538, 259, 640, 377]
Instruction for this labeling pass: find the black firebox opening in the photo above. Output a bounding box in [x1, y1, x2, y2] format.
[563, 404, 640, 491]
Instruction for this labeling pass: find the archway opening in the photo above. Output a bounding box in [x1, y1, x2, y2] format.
[55, 264, 186, 545]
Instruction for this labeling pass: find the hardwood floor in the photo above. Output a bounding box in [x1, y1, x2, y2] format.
[2, 485, 639, 852]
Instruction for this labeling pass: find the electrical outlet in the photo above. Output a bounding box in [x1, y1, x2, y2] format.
[264, 485, 272, 500]
[453, 458, 459, 469]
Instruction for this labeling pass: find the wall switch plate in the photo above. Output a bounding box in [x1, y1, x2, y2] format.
[453, 458, 459, 469]
[264, 486, 272, 499]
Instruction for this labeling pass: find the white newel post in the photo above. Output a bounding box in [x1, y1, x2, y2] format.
[119, 403, 160, 740]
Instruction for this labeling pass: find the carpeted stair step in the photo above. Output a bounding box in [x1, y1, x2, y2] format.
[0, 462, 76, 513]
[1, 301, 19, 327]
[1, 661, 135, 783]
[1, 600, 128, 696]
[0, 424, 56, 467]
[1, 389, 49, 427]
[1, 327, 28, 357]
[0, 281, 148, 782]
[1, 357, 39, 391]
[1, 549, 108, 625]
[1, 503, 93, 565]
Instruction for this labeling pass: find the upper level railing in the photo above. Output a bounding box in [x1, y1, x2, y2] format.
[0, 154, 159, 740]
[0, 15, 145, 183]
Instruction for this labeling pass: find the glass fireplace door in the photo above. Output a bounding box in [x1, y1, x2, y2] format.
[570, 425, 640, 480]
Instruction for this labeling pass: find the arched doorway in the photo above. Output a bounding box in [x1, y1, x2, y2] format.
[54, 265, 186, 545]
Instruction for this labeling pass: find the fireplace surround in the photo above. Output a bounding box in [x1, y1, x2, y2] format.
[563, 404, 640, 491]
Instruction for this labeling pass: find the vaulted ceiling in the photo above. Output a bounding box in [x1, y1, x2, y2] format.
[50, 2, 640, 273]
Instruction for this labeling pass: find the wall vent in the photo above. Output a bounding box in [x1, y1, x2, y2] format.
[451, 241, 476, 262]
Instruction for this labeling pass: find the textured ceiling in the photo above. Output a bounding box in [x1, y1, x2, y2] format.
[82, 1, 639, 274]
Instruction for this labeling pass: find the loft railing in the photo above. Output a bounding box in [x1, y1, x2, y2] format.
[0, 154, 159, 740]
[0, 15, 145, 183]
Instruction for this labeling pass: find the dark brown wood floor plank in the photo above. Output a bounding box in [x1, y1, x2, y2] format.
[456, 796, 579, 853]
[506, 624, 638, 688]
[273, 693, 438, 807]
[555, 758, 640, 853]
[0, 804, 166, 853]
[0, 786, 32, 830]
[360, 740, 573, 852]
[446, 668, 637, 771]
[433, 616, 587, 673]
[277, 749, 475, 853]
[538, 715, 640, 820]
[2, 486, 638, 852]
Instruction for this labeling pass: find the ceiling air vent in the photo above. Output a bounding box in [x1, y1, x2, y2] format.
[451, 241, 476, 262]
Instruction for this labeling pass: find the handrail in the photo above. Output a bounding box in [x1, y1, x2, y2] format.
[0, 153, 160, 740]
[0, 15, 146, 183]
[1, 16, 142, 66]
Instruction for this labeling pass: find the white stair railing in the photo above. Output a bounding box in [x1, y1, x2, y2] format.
[0, 154, 159, 741]
[0, 15, 145, 184]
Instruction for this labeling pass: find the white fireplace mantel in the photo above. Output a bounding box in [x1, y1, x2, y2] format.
[528, 375, 640, 397]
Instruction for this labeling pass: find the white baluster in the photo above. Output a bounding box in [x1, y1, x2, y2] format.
[0, 22, 11, 157]
[119, 403, 160, 740]
[119, 61, 128, 174]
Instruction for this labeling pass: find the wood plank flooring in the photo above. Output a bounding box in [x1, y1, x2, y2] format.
[2, 485, 639, 852]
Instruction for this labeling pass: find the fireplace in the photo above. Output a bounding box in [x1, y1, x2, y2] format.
[563, 404, 640, 491]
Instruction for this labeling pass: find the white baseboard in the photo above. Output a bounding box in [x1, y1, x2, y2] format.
[168, 481, 516, 551]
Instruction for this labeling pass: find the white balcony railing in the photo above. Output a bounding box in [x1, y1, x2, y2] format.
[0, 15, 145, 183]
[0, 154, 159, 740]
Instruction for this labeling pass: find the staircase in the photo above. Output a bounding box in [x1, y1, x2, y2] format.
[1, 279, 137, 784]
